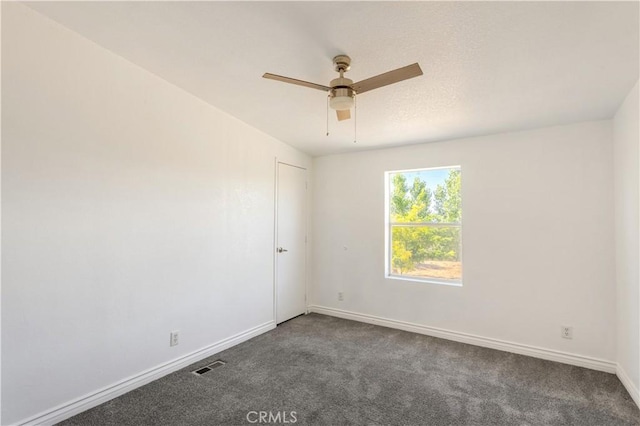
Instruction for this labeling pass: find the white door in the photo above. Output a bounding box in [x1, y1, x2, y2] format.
[276, 162, 307, 324]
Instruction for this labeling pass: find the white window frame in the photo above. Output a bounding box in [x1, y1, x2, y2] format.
[384, 166, 463, 287]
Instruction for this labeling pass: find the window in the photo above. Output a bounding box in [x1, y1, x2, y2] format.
[385, 166, 462, 285]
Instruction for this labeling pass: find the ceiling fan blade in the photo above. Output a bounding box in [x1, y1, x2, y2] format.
[352, 63, 423, 94]
[336, 109, 351, 121]
[263, 73, 330, 92]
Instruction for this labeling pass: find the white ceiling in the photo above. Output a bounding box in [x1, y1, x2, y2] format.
[26, 1, 639, 156]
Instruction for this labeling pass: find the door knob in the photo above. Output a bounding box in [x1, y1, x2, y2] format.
[277, 247, 288, 253]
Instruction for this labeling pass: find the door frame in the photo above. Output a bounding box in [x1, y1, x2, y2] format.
[273, 158, 308, 324]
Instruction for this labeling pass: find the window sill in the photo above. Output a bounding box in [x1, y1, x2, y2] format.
[386, 274, 463, 287]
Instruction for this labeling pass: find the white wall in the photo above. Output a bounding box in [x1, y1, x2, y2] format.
[614, 80, 640, 397]
[1, 4, 310, 424]
[311, 121, 615, 362]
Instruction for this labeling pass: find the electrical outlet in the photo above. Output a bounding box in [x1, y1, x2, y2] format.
[338, 292, 344, 301]
[170, 331, 180, 347]
[561, 326, 573, 340]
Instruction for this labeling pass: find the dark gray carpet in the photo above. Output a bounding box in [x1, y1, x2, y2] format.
[58, 313, 639, 425]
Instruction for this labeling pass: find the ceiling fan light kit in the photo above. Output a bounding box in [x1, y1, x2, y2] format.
[329, 87, 355, 111]
[263, 54, 423, 129]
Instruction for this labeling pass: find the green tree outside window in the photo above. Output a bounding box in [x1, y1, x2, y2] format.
[389, 168, 461, 281]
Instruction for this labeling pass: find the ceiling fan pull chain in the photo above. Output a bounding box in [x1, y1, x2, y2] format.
[353, 95, 357, 144]
[326, 94, 330, 136]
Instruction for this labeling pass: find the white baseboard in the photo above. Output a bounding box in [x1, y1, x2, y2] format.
[616, 364, 640, 409]
[308, 305, 617, 374]
[18, 321, 276, 426]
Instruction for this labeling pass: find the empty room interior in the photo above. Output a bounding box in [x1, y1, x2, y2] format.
[2, 1, 640, 425]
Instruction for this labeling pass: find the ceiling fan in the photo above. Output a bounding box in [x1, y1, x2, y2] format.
[263, 55, 423, 121]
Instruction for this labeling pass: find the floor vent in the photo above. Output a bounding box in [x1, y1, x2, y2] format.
[192, 360, 226, 376]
